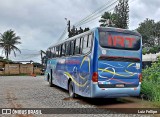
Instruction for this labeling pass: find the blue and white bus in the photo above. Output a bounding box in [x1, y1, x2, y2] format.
[45, 27, 142, 98]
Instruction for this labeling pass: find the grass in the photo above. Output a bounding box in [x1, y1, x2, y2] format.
[141, 58, 160, 107]
[141, 80, 160, 101]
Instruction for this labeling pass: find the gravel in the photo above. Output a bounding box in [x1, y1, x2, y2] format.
[0, 76, 154, 117]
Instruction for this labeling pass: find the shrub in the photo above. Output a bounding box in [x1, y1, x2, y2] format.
[142, 57, 160, 102]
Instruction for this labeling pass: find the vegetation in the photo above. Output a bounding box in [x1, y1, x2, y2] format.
[114, 0, 129, 29]
[99, 12, 117, 27]
[137, 19, 160, 54]
[0, 56, 13, 63]
[99, 0, 129, 29]
[142, 57, 160, 104]
[0, 29, 21, 60]
[67, 20, 90, 38]
[140, 17, 160, 103]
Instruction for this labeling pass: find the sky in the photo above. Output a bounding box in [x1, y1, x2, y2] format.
[0, 0, 160, 62]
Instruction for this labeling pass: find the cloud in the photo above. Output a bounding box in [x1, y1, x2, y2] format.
[129, 0, 160, 29]
[0, 0, 160, 62]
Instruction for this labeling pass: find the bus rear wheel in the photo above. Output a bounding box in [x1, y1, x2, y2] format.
[69, 81, 75, 98]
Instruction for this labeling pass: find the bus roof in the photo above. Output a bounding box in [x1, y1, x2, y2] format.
[48, 27, 141, 49]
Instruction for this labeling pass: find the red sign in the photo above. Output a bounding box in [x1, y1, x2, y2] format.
[108, 35, 135, 48]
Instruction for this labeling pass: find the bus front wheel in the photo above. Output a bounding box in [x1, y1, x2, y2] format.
[68, 81, 75, 98]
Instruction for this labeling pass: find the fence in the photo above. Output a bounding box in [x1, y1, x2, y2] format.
[0, 62, 42, 75]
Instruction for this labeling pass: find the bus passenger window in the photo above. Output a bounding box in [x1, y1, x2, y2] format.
[61, 44, 66, 56]
[56, 46, 59, 57]
[75, 38, 81, 54]
[66, 42, 70, 56]
[80, 38, 83, 54]
[58, 45, 62, 57]
[51, 47, 54, 58]
[70, 40, 75, 55]
[82, 35, 92, 54]
[88, 35, 92, 48]
[53, 47, 56, 57]
[49, 49, 52, 58]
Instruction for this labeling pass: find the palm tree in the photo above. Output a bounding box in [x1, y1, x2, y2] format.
[0, 29, 21, 60]
[99, 12, 117, 27]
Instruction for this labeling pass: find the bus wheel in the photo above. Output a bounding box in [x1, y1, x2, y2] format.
[69, 81, 75, 98]
[49, 74, 54, 87]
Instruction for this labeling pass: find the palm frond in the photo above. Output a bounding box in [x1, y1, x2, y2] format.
[0, 29, 21, 59]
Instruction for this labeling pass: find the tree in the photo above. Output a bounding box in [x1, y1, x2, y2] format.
[99, 12, 117, 27]
[84, 27, 90, 32]
[114, 0, 129, 29]
[154, 21, 160, 46]
[0, 29, 21, 60]
[137, 18, 160, 54]
[137, 19, 156, 47]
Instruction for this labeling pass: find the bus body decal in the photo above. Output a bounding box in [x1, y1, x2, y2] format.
[64, 72, 88, 87]
[79, 56, 90, 80]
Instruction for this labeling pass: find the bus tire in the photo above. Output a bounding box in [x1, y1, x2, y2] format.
[68, 81, 75, 98]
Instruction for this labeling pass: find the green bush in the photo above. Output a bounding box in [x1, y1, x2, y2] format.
[143, 46, 160, 55]
[142, 57, 160, 103]
[141, 80, 160, 102]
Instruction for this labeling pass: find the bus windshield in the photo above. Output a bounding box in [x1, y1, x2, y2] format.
[99, 31, 141, 50]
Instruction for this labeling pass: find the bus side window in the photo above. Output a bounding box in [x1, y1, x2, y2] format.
[75, 38, 81, 55]
[88, 34, 92, 48]
[50, 48, 53, 58]
[51, 47, 55, 58]
[66, 41, 70, 56]
[58, 46, 60, 57]
[53, 47, 56, 58]
[70, 40, 75, 55]
[82, 35, 90, 54]
[56, 46, 59, 57]
[61, 43, 66, 56]
[80, 37, 83, 54]
[49, 49, 52, 58]
[58, 45, 62, 57]
[82, 34, 92, 54]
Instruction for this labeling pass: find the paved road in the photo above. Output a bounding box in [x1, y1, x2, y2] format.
[0, 76, 154, 117]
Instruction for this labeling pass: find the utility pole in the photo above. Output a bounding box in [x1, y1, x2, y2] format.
[65, 18, 71, 38]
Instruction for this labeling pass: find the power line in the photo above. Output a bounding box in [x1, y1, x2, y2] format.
[53, 0, 132, 45]
[75, 0, 133, 27]
[76, 5, 116, 27]
[78, 6, 115, 28]
[20, 49, 40, 52]
[55, 0, 118, 43]
[58, 27, 68, 41]
[74, 0, 118, 27]
[74, 0, 113, 25]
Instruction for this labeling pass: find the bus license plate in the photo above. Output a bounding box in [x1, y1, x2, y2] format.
[116, 84, 124, 88]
